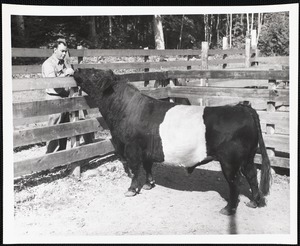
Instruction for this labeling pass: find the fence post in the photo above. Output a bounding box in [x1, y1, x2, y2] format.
[251, 30, 258, 66]
[222, 37, 228, 69]
[77, 45, 84, 64]
[200, 41, 209, 106]
[66, 45, 85, 178]
[245, 38, 251, 68]
[69, 88, 81, 178]
[266, 69, 276, 158]
[187, 53, 192, 70]
[144, 47, 149, 87]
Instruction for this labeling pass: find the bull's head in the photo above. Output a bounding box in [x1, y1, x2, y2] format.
[74, 68, 117, 96]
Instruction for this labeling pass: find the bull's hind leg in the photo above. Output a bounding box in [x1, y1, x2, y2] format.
[219, 155, 242, 215]
[241, 153, 266, 208]
[186, 156, 215, 174]
[142, 160, 155, 190]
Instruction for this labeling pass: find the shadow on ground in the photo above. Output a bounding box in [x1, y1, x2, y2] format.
[152, 163, 253, 203]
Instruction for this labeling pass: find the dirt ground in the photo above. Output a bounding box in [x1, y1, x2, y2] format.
[14, 145, 290, 240]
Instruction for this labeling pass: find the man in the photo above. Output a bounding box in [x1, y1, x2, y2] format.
[42, 39, 93, 153]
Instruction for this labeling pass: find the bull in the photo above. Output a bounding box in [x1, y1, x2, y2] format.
[74, 68, 271, 215]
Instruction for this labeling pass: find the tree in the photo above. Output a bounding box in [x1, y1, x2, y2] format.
[258, 12, 289, 56]
[178, 15, 185, 49]
[89, 16, 98, 48]
[15, 16, 26, 46]
[153, 15, 165, 49]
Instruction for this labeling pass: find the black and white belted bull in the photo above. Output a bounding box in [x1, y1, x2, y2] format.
[74, 68, 272, 215]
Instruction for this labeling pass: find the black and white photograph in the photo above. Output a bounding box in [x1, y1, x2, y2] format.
[2, 2, 298, 244]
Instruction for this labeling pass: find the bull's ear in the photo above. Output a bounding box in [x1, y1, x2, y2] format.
[101, 83, 114, 95]
[100, 71, 116, 93]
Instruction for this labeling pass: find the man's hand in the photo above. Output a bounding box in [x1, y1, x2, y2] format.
[64, 67, 74, 77]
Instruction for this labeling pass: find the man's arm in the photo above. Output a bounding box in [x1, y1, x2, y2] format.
[42, 62, 70, 97]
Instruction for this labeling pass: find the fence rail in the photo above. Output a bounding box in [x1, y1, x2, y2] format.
[12, 47, 257, 58]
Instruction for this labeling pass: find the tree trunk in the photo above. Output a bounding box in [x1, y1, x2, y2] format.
[256, 13, 264, 45]
[204, 14, 209, 42]
[15, 15, 26, 46]
[209, 15, 213, 47]
[178, 15, 184, 49]
[153, 15, 165, 50]
[226, 14, 229, 37]
[89, 16, 98, 48]
[216, 15, 220, 48]
[108, 16, 112, 41]
[246, 13, 250, 37]
[229, 14, 232, 48]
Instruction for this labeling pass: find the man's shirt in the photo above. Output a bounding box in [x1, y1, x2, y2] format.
[42, 54, 72, 96]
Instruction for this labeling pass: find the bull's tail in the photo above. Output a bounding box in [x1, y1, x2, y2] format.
[241, 103, 272, 195]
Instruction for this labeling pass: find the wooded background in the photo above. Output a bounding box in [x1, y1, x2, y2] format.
[11, 12, 289, 56]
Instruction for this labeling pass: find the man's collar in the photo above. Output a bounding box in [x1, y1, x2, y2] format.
[51, 54, 64, 65]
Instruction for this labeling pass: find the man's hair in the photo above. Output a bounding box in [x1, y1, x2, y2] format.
[53, 40, 67, 49]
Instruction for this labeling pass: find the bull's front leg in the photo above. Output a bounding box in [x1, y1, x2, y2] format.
[142, 159, 155, 190]
[124, 144, 143, 197]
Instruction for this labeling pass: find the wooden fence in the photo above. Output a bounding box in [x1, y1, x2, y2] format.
[12, 43, 290, 178]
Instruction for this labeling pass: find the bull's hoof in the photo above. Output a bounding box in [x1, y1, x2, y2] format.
[142, 182, 155, 190]
[220, 206, 236, 216]
[124, 190, 137, 197]
[257, 197, 266, 207]
[246, 200, 258, 208]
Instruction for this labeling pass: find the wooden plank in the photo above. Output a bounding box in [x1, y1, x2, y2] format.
[14, 115, 49, 127]
[12, 65, 42, 74]
[13, 88, 168, 119]
[140, 87, 169, 99]
[83, 49, 202, 57]
[13, 67, 289, 83]
[14, 139, 115, 177]
[13, 96, 98, 119]
[263, 134, 289, 153]
[208, 58, 246, 65]
[168, 86, 289, 103]
[13, 69, 289, 92]
[12, 48, 84, 57]
[13, 117, 108, 147]
[12, 48, 203, 58]
[75, 61, 203, 70]
[250, 56, 289, 65]
[13, 73, 167, 91]
[12, 48, 53, 57]
[208, 48, 256, 55]
[187, 96, 267, 110]
[13, 77, 76, 91]
[168, 70, 289, 80]
[12, 61, 202, 75]
[258, 111, 289, 135]
[254, 154, 289, 168]
[117, 71, 168, 82]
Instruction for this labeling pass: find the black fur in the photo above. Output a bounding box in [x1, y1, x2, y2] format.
[74, 68, 271, 215]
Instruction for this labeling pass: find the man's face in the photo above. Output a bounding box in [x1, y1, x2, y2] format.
[54, 43, 68, 60]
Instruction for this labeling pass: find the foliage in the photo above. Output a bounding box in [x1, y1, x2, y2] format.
[258, 12, 289, 56]
[11, 13, 289, 56]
